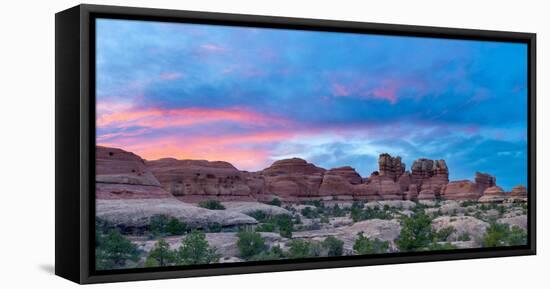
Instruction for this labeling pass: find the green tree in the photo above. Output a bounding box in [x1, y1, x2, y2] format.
[482, 223, 527, 247]
[149, 214, 188, 236]
[198, 200, 225, 210]
[353, 232, 389, 255]
[434, 226, 455, 242]
[237, 230, 267, 259]
[96, 229, 140, 270]
[322, 236, 344, 257]
[176, 230, 220, 265]
[396, 212, 434, 252]
[166, 218, 187, 235]
[274, 214, 294, 238]
[145, 239, 176, 267]
[508, 226, 527, 246]
[248, 246, 286, 261]
[287, 239, 320, 259]
[268, 198, 282, 207]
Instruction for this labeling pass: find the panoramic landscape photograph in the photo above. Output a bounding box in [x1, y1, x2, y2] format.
[94, 18, 529, 270]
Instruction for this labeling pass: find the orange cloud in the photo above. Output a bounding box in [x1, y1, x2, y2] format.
[97, 105, 289, 130]
[98, 130, 292, 170]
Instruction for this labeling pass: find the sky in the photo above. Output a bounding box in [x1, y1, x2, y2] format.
[95, 18, 528, 190]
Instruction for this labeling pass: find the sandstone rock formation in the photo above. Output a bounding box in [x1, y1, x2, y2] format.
[478, 186, 507, 203]
[497, 215, 527, 231]
[96, 146, 171, 199]
[410, 158, 449, 197]
[260, 158, 325, 201]
[475, 172, 497, 194]
[404, 184, 419, 201]
[418, 189, 437, 200]
[362, 174, 404, 200]
[318, 167, 361, 197]
[222, 202, 292, 217]
[442, 172, 498, 201]
[442, 180, 479, 200]
[147, 158, 254, 201]
[432, 216, 489, 245]
[509, 185, 528, 202]
[96, 146, 523, 203]
[292, 219, 401, 252]
[96, 198, 257, 230]
[378, 153, 405, 181]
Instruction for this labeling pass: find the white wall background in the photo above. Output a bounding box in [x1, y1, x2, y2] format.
[0, 0, 546, 287]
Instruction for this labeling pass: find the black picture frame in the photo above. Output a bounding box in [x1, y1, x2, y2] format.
[55, 4, 536, 284]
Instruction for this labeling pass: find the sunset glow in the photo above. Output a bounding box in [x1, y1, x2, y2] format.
[96, 19, 528, 189]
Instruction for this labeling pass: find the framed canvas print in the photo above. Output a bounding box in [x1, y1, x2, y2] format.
[55, 4, 536, 284]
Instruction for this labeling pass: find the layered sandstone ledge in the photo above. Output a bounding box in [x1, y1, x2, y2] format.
[95, 146, 527, 203]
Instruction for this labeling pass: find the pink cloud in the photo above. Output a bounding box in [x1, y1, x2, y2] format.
[331, 83, 351, 97]
[369, 83, 398, 104]
[159, 72, 185, 80]
[96, 103, 292, 131]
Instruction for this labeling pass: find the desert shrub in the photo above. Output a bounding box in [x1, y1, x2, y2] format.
[497, 205, 507, 216]
[206, 222, 222, 233]
[508, 226, 528, 246]
[198, 200, 225, 210]
[96, 229, 139, 270]
[396, 212, 434, 252]
[458, 232, 471, 241]
[322, 236, 344, 256]
[237, 230, 267, 259]
[301, 207, 320, 219]
[303, 199, 324, 208]
[274, 214, 294, 238]
[351, 201, 364, 209]
[460, 200, 477, 207]
[247, 210, 270, 222]
[249, 246, 286, 261]
[482, 222, 509, 247]
[95, 217, 114, 235]
[268, 198, 282, 207]
[287, 239, 321, 259]
[255, 223, 276, 233]
[149, 214, 187, 236]
[176, 230, 220, 265]
[144, 239, 177, 267]
[352, 206, 392, 222]
[483, 222, 527, 247]
[411, 202, 427, 214]
[353, 232, 389, 255]
[251, 214, 293, 237]
[330, 204, 345, 217]
[320, 215, 330, 224]
[434, 226, 455, 242]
